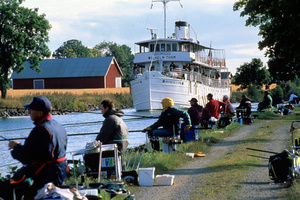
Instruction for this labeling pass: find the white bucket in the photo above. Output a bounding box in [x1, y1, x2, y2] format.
[138, 167, 155, 186]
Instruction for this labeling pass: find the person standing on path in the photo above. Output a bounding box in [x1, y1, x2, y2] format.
[0, 96, 68, 200]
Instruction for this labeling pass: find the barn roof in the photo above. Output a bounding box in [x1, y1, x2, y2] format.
[11, 57, 122, 79]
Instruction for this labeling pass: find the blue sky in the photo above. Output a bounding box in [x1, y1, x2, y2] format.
[22, 0, 268, 75]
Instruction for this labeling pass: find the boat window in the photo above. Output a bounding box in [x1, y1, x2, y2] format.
[190, 44, 194, 52]
[150, 44, 154, 52]
[172, 43, 177, 51]
[161, 44, 165, 51]
[156, 44, 160, 51]
[167, 44, 171, 51]
[183, 44, 189, 52]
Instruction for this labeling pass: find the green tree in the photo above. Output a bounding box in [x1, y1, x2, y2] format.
[232, 58, 272, 89]
[0, 0, 51, 98]
[233, 0, 300, 82]
[53, 39, 91, 59]
[247, 84, 263, 102]
[94, 41, 134, 86]
[89, 48, 103, 57]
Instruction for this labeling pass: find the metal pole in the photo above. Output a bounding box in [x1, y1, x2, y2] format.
[97, 143, 102, 183]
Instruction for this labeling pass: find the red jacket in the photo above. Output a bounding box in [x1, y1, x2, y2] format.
[205, 99, 226, 119]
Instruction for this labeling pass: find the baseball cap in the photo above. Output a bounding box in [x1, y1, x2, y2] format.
[223, 95, 229, 99]
[23, 96, 52, 114]
[189, 98, 198, 103]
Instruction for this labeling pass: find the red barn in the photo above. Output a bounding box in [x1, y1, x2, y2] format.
[11, 57, 123, 89]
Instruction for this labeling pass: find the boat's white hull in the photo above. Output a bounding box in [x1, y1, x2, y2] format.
[130, 71, 230, 111]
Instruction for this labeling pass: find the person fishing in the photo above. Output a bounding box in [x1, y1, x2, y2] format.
[257, 91, 273, 111]
[143, 97, 191, 151]
[0, 96, 68, 200]
[187, 98, 211, 127]
[95, 99, 129, 154]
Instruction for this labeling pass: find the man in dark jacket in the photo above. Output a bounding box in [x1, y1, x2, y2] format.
[96, 100, 129, 154]
[188, 98, 211, 126]
[0, 96, 67, 200]
[143, 97, 191, 150]
[236, 94, 252, 118]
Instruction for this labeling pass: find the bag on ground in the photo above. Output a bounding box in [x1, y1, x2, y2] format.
[268, 150, 292, 183]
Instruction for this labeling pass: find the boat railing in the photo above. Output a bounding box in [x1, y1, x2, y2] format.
[165, 70, 229, 88]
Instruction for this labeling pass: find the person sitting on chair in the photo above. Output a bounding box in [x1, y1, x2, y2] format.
[187, 98, 211, 127]
[205, 93, 226, 119]
[236, 94, 252, 118]
[257, 91, 273, 111]
[96, 100, 129, 154]
[143, 97, 191, 150]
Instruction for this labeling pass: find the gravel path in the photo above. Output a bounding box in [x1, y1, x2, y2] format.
[236, 124, 290, 200]
[134, 120, 291, 200]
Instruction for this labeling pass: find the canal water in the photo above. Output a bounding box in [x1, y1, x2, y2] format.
[0, 109, 161, 175]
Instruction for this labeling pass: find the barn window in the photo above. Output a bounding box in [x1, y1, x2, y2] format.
[34, 79, 44, 89]
[115, 77, 121, 88]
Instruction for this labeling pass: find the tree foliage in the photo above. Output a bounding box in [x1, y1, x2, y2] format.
[233, 0, 300, 82]
[94, 41, 134, 86]
[53, 39, 91, 59]
[0, 0, 51, 98]
[232, 58, 272, 89]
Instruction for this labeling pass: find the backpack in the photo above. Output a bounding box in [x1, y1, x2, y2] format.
[268, 150, 292, 183]
[217, 117, 231, 128]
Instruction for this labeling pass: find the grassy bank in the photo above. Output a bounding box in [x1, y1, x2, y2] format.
[188, 108, 300, 200]
[0, 89, 133, 112]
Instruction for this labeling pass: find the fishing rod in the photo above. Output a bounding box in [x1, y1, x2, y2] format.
[0, 130, 145, 142]
[1, 107, 159, 118]
[0, 116, 150, 133]
[0, 127, 211, 142]
[246, 147, 278, 154]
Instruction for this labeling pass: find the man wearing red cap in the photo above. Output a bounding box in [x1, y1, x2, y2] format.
[0, 96, 67, 200]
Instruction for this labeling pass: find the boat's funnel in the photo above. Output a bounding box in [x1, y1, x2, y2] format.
[174, 21, 189, 39]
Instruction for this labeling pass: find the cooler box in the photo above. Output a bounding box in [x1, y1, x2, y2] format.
[138, 167, 155, 186]
[156, 174, 175, 186]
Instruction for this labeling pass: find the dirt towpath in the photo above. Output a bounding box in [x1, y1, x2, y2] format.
[134, 120, 290, 200]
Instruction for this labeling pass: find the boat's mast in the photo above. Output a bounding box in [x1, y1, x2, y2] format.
[152, 0, 181, 38]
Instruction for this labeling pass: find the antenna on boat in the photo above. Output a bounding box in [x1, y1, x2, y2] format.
[147, 28, 157, 39]
[151, 0, 182, 38]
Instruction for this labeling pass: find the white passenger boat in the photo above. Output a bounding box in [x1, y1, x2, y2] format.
[130, 0, 231, 111]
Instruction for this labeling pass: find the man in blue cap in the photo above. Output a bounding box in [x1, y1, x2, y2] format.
[0, 96, 68, 200]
